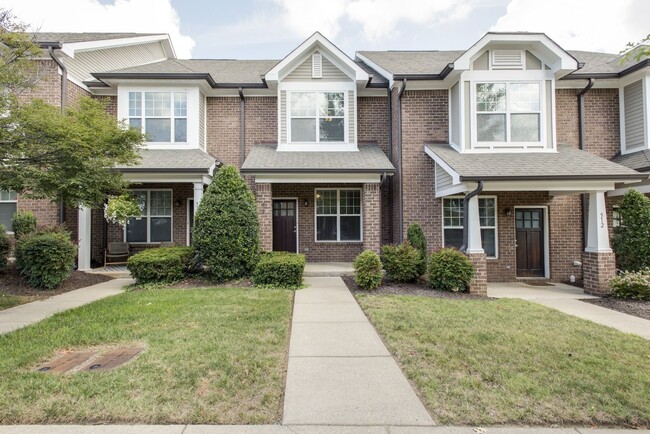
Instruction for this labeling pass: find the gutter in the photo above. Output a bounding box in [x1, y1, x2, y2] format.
[239, 168, 396, 175]
[397, 79, 407, 242]
[562, 60, 650, 80]
[47, 45, 68, 225]
[387, 86, 394, 243]
[578, 78, 595, 249]
[460, 181, 484, 253]
[239, 87, 245, 166]
[459, 173, 645, 182]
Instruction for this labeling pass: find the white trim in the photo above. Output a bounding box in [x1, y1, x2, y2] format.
[514, 205, 550, 279]
[78, 207, 92, 271]
[186, 197, 194, 247]
[272, 197, 300, 253]
[285, 89, 349, 146]
[442, 195, 498, 259]
[424, 146, 461, 184]
[314, 188, 363, 243]
[254, 173, 381, 183]
[608, 182, 650, 197]
[61, 35, 175, 59]
[123, 189, 174, 244]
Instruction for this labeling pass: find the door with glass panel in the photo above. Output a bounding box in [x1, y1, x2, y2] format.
[272, 200, 297, 253]
[515, 208, 545, 277]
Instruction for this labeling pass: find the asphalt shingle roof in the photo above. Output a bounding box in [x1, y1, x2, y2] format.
[241, 144, 395, 173]
[612, 150, 650, 172]
[357, 50, 464, 76]
[426, 143, 646, 181]
[30, 32, 163, 44]
[116, 149, 216, 173]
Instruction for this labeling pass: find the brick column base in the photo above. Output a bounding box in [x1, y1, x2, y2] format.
[466, 252, 487, 296]
[362, 183, 381, 254]
[583, 251, 616, 295]
[255, 183, 273, 252]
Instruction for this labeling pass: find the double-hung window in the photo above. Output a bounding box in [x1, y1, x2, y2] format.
[290, 92, 345, 143]
[0, 190, 17, 231]
[129, 91, 187, 143]
[476, 82, 541, 144]
[315, 189, 361, 241]
[126, 190, 172, 243]
[443, 196, 497, 257]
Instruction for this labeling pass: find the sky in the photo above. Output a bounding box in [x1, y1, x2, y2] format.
[3, 0, 649, 60]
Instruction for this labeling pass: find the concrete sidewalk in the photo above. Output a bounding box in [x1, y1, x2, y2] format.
[489, 282, 650, 340]
[0, 277, 132, 335]
[283, 277, 434, 426]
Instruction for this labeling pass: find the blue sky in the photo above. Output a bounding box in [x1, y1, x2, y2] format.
[5, 0, 649, 60]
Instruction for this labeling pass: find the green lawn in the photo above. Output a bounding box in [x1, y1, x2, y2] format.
[0, 287, 293, 424]
[357, 294, 650, 427]
[0, 294, 34, 310]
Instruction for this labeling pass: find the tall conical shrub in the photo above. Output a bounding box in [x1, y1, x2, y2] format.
[407, 223, 427, 276]
[193, 165, 260, 281]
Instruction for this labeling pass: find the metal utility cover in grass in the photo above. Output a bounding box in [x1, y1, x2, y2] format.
[82, 347, 143, 372]
[34, 351, 96, 373]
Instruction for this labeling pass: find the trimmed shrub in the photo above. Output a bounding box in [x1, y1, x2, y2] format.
[427, 248, 475, 292]
[127, 246, 195, 284]
[252, 251, 306, 288]
[15, 229, 77, 289]
[406, 223, 427, 276]
[193, 165, 260, 282]
[610, 268, 650, 300]
[0, 225, 10, 273]
[354, 250, 383, 290]
[11, 211, 37, 240]
[381, 241, 421, 282]
[611, 189, 650, 271]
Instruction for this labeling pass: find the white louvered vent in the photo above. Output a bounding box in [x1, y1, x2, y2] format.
[490, 50, 524, 69]
[312, 52, 322, 78]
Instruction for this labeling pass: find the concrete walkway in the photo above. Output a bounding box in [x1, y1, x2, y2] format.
[0, 278, 131, 335]
[283, 277, 433, 426]
[489, 282, 650, 340]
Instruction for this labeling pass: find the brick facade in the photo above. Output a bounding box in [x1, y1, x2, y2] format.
[256, 183, 273, 251]
[362, 183, 381, 254]
[467, 252, 488, 295]
[583, 251, 616, 295]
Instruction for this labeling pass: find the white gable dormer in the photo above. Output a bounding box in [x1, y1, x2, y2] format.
[265, 32, 370, 152]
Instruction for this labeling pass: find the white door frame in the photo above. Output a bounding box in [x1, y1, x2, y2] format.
[514, 205, 550, 279]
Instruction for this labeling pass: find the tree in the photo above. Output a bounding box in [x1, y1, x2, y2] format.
[406, 223, 427, 276]
[611, 189, 650, 271]
[192, 165, 260, 282]
[621, 34, 650, 63]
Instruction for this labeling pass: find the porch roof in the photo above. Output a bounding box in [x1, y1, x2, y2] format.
[240, 143, 395, 174]
[426, 143, 647, 182]
[612, 149, 650, 172]
[115, 149, 217, 174]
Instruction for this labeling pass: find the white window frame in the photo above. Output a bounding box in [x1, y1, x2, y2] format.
[123, 189, 174, 244]
[288, 90, 348, 145]
[128, 91, 187, 144]
[612, 205, 622, 228]
[117, 86, 200, 150]
[0, 190, 17, 234]
[442, 195, 498, 259]
[314, 188, 363, 243]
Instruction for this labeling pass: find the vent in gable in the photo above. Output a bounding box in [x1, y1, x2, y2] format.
[312, 52, 322, 78]
[490, 50, 524, 69]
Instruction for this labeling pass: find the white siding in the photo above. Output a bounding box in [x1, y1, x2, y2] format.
[199, 92, 206, 150]
[624, 80, 646, 152]
[435, 163, 453, 190]
[280, 90, 287, 144]
[284, 51, 350, 81]
[348, 90, 355, 144]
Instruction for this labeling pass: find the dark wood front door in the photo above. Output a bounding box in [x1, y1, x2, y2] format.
[273, 200, 297, 253]
[515, 208, 545, 277]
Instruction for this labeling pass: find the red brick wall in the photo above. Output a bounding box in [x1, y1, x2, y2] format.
[16, 60, 61, 106]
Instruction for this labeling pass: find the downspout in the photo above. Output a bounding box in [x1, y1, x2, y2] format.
[578, 78, 595, 249]
[460, 181, 484, 253]
[387, 86, 394, 243]
[397, 79, 407, 242]
[238, 87, 245, 166]
[48, 46, 68, 225]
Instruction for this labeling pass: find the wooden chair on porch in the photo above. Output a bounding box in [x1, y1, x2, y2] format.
[104, 242, 130, 267]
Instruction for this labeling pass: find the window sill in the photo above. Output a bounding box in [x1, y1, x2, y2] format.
[315, 240, 363, 244]
[278, 143, 358, 152]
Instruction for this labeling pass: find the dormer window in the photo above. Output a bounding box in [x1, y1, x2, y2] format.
[128, 91, 187, 143]
[289, 91, 345, 143]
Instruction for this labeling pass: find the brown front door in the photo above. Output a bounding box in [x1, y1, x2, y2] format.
[515, 208, 545, 277]
[272, 199, 297, 253]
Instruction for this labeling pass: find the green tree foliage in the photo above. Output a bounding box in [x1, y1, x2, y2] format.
[11, 210, 36, 240]
[15, 227, 77, 289]
[611, 189, 650, 271]
[406, 223, 427, 276]
[0, 225, 10, 273]
[104, 192, 141, 227]
[193, 165, 260, 281]
[621, 34, 650, 63]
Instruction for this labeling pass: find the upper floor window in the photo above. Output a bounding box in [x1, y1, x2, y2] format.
[475, 82, 541, 145]
[128, 91, 187, 143]
[290, 91, 345, 143]
[0, 190, 17, 232]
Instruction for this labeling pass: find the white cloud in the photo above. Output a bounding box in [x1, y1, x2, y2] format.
[3, 0, 195, 58]
[492, 0, 650, 53]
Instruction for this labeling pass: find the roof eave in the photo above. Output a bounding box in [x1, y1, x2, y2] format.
[459, 174, 648, 182]
[240, 168, 395, 175]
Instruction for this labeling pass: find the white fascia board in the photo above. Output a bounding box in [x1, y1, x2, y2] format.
[424, 146, 461, 184]
[122, 172, 208, 184]
[61, 35, 175, 59]
[254, 173, 381, 183]
[355, 52, 394, 88]
[265, 32, 369, 84]
[481, 179, 620, 192]
[436, 184, 470, 198]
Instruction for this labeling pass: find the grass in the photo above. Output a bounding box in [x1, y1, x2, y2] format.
[356, 294, 650, 427]
[0, 293, 36, 310]
[0, 287, 293, 424]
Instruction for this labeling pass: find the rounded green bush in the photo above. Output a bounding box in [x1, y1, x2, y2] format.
[252, 251, 306, 288]
[0, 225, 10, 273]
[127, 246, 195, 284]
[354, 250, 383, 290]
[381, 241, 421, 282]
[610, 268, 650, 300]
[406, 223, 427, 276]
[611, 189, 650, 271]
[193, 165, 260, 282]
[15, 228, 77, 289]
[12, 211, 37, 241]
[427, 248, 475, 292]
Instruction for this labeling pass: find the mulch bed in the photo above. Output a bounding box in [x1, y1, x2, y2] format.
[341, 275, 490, 300]
[582, 297, 650, 321]
[0, 266, 113, 297]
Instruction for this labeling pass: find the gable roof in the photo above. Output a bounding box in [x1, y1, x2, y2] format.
[357, 51, 464, 77]
[612, 150, 650, 172]
[115, 149, 216, 173]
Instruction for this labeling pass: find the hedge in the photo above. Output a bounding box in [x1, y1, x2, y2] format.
[252, 251, 306, 288]
[12, 211, 37, 241]
[406, 223, 427, 276]
[611, 189, 650, 271]
[610, 268, 650, 300]
[354, 250, 383, 290]
[427, 248, 475, 292]
[381, 242, 421, 282]
[127, 246, 195, 284]
[15, 228, 77, 289]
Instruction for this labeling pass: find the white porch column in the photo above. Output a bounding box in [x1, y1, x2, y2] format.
[585, 191, 612, 253]
[193, 182, 204, 215]
[466, 195, 484, 254]
[77, 206, 92, 271]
